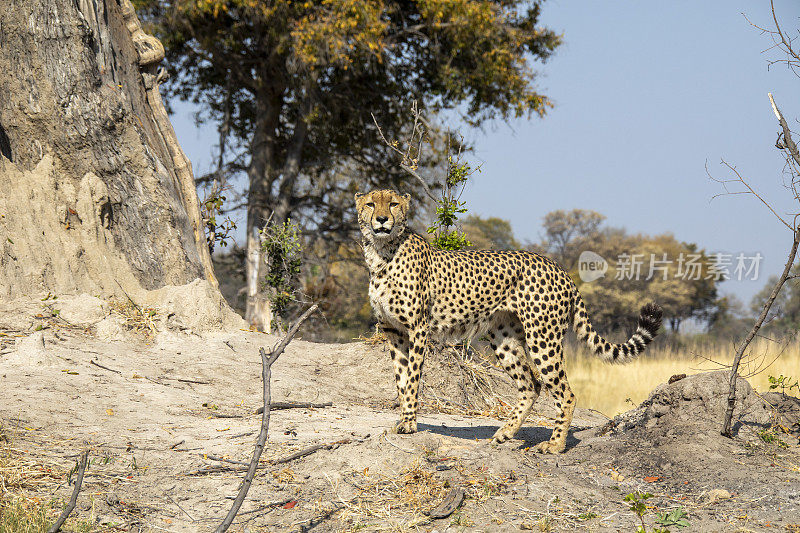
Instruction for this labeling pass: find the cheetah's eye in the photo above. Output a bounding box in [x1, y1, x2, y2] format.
[389, 202, 399, 208]
[366, 202, 375, 208]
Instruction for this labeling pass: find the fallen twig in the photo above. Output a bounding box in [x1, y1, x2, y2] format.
[254, 401, 333, 414]
[188, 436, 368, 475]
[208, 411, 242, 419]
[203, 454, 250, 466]
[271, 437, 364, 465]
[90, 359, 121, 374]
[272, 444, 325, 465]
[215, 303, 318, 533]
[174, 377, 211, 385]
[47, 449, 89, 533]
[166, 493, 196, 522]
[235, 497, 294, 516]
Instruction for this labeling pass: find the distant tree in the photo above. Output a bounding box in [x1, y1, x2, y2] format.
[541, 209, 606, 268]
[463, 215, 521, 250]
[705, 295, 751, 341]
[133, 0, 561, 330]
[750, 265, 800, 337]
[537, 211, 719, 333]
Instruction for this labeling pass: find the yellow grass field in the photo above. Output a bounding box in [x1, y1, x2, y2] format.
[565, 340, 800, 417]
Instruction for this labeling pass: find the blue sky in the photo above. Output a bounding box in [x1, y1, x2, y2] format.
[170, 0, 800, 306]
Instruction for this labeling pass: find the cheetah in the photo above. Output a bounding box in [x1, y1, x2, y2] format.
[355, 189, 662, 453]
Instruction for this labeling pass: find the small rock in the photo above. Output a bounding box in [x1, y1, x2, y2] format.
[705, 488, 731, 503]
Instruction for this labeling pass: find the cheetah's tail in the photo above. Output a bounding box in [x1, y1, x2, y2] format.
[572, 293, 662, 363]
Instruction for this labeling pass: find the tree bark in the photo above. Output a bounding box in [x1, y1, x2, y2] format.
[0, 0, 217, 299]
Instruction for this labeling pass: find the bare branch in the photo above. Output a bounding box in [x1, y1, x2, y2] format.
[771, 0, 800, 66]
[371, 107, 438, 203]
[708, 159, 793, 229]
[769, 93, 800, 169]
[722, 227, 800, 437]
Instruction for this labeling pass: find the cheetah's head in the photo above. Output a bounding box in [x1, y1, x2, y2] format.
[354, 189, 410, 241]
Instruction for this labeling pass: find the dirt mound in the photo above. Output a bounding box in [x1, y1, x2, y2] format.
[610, 370, 774, 439]
[142, 278, 245, 333]
[569, 370, 800, 508]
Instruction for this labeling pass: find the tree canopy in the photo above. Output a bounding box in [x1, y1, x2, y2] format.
[134, 0, 561, 327]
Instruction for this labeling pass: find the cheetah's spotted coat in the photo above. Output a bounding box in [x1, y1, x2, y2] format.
[356, 190, 662, 453]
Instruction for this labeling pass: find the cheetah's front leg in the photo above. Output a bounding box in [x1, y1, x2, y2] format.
[385, 326, 427, 434]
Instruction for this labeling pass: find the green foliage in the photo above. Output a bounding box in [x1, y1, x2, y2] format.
[758, 427, 788, 447]
[624, 492, 690, 533]
[624, 490, 652, 519]
[655, 508, 690, 529]
[201, 191, 237, 254]
[625, 491, 654, 533]
[432, 197, 468, 229]
[427, 150, 476, 251]
[768, 374, 800, 394]
[260, 219, 303, 319]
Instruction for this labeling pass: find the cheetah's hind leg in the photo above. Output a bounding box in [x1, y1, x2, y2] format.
[488, 313, 542, 444]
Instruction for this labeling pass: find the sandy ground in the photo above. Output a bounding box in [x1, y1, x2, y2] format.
[1, 297, 800, 532]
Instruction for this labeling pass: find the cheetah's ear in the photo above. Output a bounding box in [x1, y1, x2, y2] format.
[354, 192, 365, 201]
[402, 193, 410, 201]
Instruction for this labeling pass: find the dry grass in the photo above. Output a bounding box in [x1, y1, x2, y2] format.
[420, 345, 517, 420]
[109, 299, 159, 339]
[0, 428, 95, 533]
[567, 339, 800, 417]
[322, 459, 513, 532]
[356, 328, 387, 346]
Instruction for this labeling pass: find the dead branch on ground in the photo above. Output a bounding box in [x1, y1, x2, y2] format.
[254, 400, 333, 414]
[190, 436, 367, 475]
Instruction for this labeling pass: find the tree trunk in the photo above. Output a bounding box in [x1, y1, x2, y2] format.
[244, 93, 280, 332]
[0, 0, 217, 300]
[243, 91, 308, 332]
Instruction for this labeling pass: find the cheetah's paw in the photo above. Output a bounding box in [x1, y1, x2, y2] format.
[534, 440, 565, 454]
[394, 419, 417, 434]
[491, 426, 516, 444]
